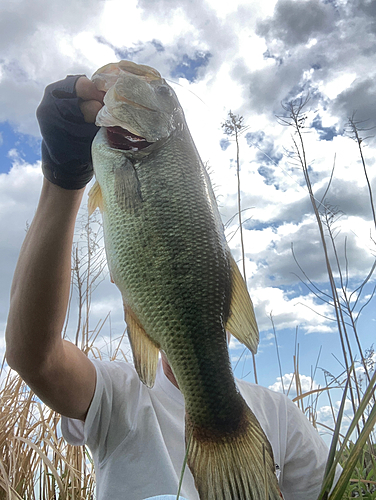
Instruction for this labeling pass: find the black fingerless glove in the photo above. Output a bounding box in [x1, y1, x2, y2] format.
[36, 75, 99, 190]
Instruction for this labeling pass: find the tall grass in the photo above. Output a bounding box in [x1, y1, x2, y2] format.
[0, 366, 95, 499]
[276, 99, 376, 498]
[222, 101, 376, 498]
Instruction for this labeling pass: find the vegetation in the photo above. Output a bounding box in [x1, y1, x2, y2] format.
[277, 99, 376, 498]
[0, 367, 95, 499]
[223, 101, 376, 498]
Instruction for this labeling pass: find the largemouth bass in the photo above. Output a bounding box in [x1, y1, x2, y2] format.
[88, 60, 282, 500]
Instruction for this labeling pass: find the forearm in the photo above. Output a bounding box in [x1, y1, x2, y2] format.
[6, 179, 84, 375]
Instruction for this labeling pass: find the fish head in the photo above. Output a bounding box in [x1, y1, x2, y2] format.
[92, 60, 184, 150]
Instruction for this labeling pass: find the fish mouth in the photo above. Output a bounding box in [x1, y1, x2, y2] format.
[106, 126, 154, 151]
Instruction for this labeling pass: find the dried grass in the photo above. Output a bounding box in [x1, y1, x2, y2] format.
[0, 368, 96, 499]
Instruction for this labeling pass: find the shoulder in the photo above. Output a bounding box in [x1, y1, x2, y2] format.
[235, 379, 291, 459]
[92, 358, 138, 380]
[236, 380, 334, 498]
[236, 378, 289, 413]
[235, 379, 322, 450]
[90, 359, 147, 407]
[236, 379, 320, 437]
[72, 359, 151, 459]
[92, 358, 144, 386]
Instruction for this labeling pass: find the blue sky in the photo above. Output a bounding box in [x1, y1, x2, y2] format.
[1, 0, 376, 439]
[0, 122, 41, 174]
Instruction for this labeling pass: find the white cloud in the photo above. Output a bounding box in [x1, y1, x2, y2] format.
[231, 352, 252, 364]
[1, 0, 376, 394]
[268, 372, 319, 396]
[323, 72, 357, 100]
[316, 398, 354, 434]
[229, 337, 243, 350]
[251, 286, 336, 334]
[0, 157, 42, 310]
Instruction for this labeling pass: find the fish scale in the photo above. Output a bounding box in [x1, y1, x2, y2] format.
[99, 135, 223, 414]
[106, 132, 233, 420]
[89, 60, 283, 500]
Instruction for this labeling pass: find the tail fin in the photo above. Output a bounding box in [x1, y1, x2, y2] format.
[186, 405, 283, 500]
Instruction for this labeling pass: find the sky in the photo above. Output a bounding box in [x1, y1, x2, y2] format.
[1, 0, 376, 439]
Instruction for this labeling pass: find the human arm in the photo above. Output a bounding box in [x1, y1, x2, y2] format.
[5, 76, 104, 421]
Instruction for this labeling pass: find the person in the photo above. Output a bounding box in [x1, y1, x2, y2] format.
[5, 75, 340, 500]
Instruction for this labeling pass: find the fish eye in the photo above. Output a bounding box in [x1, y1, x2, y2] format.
[157, 85, 172, 96]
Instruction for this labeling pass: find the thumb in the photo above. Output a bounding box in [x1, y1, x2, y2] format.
[79, 100, 103, 124]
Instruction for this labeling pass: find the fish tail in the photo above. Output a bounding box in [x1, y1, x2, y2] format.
[185, 405, 283, 500]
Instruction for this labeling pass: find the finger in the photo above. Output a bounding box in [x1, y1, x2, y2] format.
[75, 76, 105, 103]
[79, 100, 103, 123]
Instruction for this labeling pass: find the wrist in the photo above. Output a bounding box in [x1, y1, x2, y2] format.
[41, 141, 95, 190]
[39, 178, 85, 215]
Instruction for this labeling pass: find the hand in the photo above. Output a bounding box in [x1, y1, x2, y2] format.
[76, 76, 105, 123]
[37, 75, 105, 190]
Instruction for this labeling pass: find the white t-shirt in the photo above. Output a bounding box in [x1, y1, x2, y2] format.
[62, 360, 337, 500]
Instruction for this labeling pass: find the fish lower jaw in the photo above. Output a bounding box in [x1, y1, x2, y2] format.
[106, 126, 154, 151]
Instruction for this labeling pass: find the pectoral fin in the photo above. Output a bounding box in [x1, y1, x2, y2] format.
[225, 254, 259, 354]
[88, 180, 104, 215]
[115, 160, 143, 212]
[123, 303, 159, 388]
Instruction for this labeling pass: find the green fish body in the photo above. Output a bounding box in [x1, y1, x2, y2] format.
[89, 61, 282, 500]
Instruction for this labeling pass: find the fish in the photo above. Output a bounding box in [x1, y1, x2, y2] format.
[88, 60, 283, 500]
